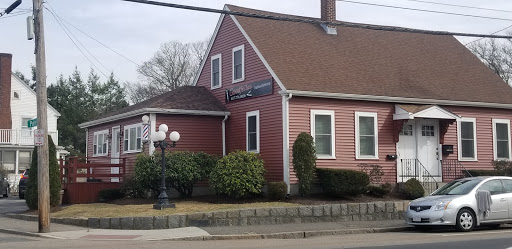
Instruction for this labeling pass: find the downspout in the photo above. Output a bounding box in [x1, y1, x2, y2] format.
[282, 93, 293, 194]
[85, 128, 88, 157]
[222, 114, 229, 156]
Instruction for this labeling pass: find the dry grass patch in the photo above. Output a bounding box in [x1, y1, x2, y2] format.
[51, 201, 300, 218]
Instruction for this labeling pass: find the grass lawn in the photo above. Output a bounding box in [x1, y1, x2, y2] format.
[50, 200, 301, 218]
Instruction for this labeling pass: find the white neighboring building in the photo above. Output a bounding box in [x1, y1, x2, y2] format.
[0, 53, 66, 192]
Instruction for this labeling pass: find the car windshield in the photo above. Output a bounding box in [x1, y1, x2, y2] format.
[432, 179, 482, 195]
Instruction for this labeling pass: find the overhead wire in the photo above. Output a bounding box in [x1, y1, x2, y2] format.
[397, 0, 512, 14]
[44, 4, 111, 79]
[336, 0, 512, 22]
[120, 0, 512, 39]
[0, 9, 31, 19]
[465, 24, 512, 46]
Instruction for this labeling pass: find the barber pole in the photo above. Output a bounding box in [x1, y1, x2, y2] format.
[142, 124, 150, 141]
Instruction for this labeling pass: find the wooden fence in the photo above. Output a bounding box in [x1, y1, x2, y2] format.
[60, 157, 126, 204]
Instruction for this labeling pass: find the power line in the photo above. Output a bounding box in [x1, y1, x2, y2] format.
[465, 24, 512, 46]
[44, 4, 110, 78]
[55, 17, 140, 67]
[121, 0, 512, 39]
[0, 10, 30, 19]
[397, 0, 512, 14]
[337, 0, 512, 22]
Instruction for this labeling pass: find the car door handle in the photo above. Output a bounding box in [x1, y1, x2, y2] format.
[500, 198, 506, 202]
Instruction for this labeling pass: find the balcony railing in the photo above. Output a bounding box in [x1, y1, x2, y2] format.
[0, 129, 58, 146]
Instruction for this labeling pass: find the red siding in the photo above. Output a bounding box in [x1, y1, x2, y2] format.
[155, 115, 223, 155]
[442, 106, 512, 170]
[289, 97, 397, 183]
[196, 15, 283, 181]
[86, 116, 145, 175]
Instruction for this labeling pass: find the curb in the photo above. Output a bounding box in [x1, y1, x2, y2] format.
[165, 226, 412, 241]
[0, 228, 64, 239]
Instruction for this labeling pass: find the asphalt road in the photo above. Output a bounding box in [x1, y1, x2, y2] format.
[0, 196, 28, 214]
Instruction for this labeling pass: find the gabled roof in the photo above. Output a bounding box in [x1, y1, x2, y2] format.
[224, 5, 512, 106]
[79, 86, 229, 128]
[11, 73, 61, 116]
[394, 104, 460, 120]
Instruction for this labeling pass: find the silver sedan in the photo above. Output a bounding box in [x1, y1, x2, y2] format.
[405, 176, 512, 232]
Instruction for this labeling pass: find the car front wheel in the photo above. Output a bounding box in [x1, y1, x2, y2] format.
[456, 208, 475, 232]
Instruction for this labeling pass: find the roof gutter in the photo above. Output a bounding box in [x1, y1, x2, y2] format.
[281, 90, 512, 110]
[79, 108, 231, 128]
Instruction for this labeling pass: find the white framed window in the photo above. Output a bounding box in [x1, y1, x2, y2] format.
[211, 54, 222, 89]
[93, 130, 109, 156]
[232, 45, 245, 83]
[310, 110, 335, 159]
[246, 110, 260, 153]
[21, 117, 33, 137]
[493, 119, 511, 160]
[355, 112, 379, 159]
[12, 90, 20, 100]
[457, 118, 477, 161]
[123, 124, 142, 153]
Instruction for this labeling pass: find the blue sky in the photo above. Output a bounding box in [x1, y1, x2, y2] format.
[1, 0, 511, 85]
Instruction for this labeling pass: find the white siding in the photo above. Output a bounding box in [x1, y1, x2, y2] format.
[10, 75, 60, 144]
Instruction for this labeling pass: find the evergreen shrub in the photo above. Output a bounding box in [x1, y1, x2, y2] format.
[267, 181, 287, 201]
[368, 183, 393, 197]
[404, 178, 424, 199]
[209, 150, 265, 198]
[98, 188, 125, 202]
[292, 132, 316, 196]
[316, 168, 370, 197]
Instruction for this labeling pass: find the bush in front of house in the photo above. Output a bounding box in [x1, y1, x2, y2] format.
[316, 168, 370, 197]
[359, 163, 384, 184]
[368, 183, 393, 197]
[404, 178, 424, 199]
[26, 136, 62, 209]
[209, 150, 265, 198]
[119, 176, 145, 198]
[267, 181, 288, 201]
[466, 169, 503, 177]
[133, 153, 161, 195]
[292, 132, 317, 196]
[98, 188, 125, 202]
[491, 160, 512, 176]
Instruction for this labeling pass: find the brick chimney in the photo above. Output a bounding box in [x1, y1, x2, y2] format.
[0, 53, 12, 130]
[321, 0, 337, 35]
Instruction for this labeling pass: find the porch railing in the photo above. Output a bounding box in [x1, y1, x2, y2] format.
[441, 159, 472, 181]
[400, 159, 439, 194]
[0, 129, 58, 146]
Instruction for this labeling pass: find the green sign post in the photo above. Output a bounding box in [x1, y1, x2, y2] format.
[27, 118, 37, 128]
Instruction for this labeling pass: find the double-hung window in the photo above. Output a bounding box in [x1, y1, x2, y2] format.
[124, 124, 142, 153]
[21, 117, 32, 137]
[232, 45, 245, 83]
[311, 110, 335, 159]
[211, 54, 222, 89]
[493, 119, 511, 160]
[458, 118, 477, 161]
[93, 130, 108, 156]
[355, 112, 378, 159]
[246, 110, 260, 153]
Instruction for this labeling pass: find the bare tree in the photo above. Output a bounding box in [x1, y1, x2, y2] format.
[467, 34, 512, 85]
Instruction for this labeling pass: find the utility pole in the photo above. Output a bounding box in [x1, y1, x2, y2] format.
[33, 0, 50, 233]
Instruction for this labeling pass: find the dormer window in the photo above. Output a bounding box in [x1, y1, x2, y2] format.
[13, 91, 20, 100]
[232, 45, 245, 83]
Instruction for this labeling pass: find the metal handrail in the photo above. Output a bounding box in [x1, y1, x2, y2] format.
[400, 159, 439, 193]
[441, 159, 472, 180]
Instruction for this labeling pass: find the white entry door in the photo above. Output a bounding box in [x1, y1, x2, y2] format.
[397, 120, 417, 182]
[416, 119, 441, 181]
[111, 127, 120, 182]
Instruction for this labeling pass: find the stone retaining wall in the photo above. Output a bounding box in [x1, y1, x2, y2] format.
[7, 201, 409, 230]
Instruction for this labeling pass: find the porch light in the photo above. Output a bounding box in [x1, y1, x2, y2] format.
[151, 123, 180, 210]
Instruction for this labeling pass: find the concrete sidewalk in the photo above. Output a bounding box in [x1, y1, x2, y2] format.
[0, 215, 411, 241]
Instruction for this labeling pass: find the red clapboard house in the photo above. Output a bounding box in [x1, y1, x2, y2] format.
[81, 0, 512, 195]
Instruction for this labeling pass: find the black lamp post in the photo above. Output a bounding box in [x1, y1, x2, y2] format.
[143, 116, 180, 210]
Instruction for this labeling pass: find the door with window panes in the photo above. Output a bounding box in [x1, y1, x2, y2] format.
[478, 179, 509, 220]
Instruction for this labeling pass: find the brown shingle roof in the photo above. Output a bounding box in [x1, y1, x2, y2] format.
[227, 5, 512, 105]
[96, 86, 228, 119]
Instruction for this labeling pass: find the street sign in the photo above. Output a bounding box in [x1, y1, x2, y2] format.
[34, 129, 44, 146]
[27, 118, 37, 128]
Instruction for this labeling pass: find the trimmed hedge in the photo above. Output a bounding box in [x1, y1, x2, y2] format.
[466, 170, 504, 177]
[404, 178, 424, 199]
[98, 188, 125, 202]
[368, 183, 392, 197]
[267, 181, 287, 201]
[292, 132, 317, 197]
[316, 168, 370, 197]
[209, 150, 265, 198]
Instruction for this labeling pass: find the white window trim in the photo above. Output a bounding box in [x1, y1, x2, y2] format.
[310, 110, 336, 159]
[93, 130, 109, 157]
[246, 110, 260, 153]
[355, 111, 379, 160]
[492, 118, 511, 160]
[232, 44, 245, 83]
[123, 123, 142, 154]
[211, 53, 222, 89]
[457, 117, 478, 161]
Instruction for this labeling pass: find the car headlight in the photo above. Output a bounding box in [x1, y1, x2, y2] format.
[434, 201, 451, 211]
